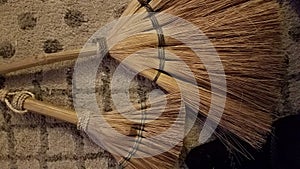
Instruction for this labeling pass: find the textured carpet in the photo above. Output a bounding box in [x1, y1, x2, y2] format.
[279, 1, 300, 116]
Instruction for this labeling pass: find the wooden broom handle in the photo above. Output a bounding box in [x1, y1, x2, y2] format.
[0, 48, 97, 74]
[24, 97, 78, 124]
[0, 89, 135, 133]
[1, 67, 179, 125]
[0, 69, 179, 123]
[0, 89, 77, 124]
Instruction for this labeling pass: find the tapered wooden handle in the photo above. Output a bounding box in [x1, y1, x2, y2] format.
[0, 48, 97, 75]
[24, 97, 78, 125]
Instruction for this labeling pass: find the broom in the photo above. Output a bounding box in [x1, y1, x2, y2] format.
[0, 88, 185, 169]
[0, 0, 284, 163]
[110, 0, 285, 155]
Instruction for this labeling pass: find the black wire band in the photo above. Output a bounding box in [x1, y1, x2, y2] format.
[118, 101, 147, 168]
[137, 0, 166, 82]
[118, 2, 166, 167]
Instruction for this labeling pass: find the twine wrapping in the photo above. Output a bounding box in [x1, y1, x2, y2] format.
[77, 110, 91, 132]
[0, 89, 35, 114]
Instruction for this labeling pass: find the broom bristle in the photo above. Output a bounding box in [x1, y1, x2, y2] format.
[114, 145, 182, 169]
[102, 0, 285, 152]
[80, 92, 185, 169]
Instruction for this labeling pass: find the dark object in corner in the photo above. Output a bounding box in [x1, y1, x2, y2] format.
[186, 137, 270, 169]
[271, 114, 300, 169]
[186, 114, 300, 169]
[185, 139, 231, 169]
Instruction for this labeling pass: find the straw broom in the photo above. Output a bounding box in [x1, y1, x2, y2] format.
[0, 0, 285, 165]
[111, 0, 285, 155]
[86, 0, 285, 151]
[0, 88, 185, 169]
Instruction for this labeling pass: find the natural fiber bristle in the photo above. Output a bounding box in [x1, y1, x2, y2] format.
[114, 144, 183, 169]
[83, 92, 185, 169]
[104, 0, 285, 152]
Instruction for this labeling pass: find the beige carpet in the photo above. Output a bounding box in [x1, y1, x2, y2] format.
[0, 0, 299, 169]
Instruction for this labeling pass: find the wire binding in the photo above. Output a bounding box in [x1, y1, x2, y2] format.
[118, 1, 166, 167]
[118, 101, 147, 168]
[137, 0, 166, 82]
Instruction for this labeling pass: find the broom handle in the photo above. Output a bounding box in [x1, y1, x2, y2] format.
[11, 96, 139, 136]
[0, 48, 97, 74]
[0, 69, 177, 125]
[0, 68, 178, 124]
[24, 97, 78, 124]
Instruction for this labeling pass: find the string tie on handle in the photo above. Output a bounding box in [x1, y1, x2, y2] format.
[0, 89, 35, 114]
